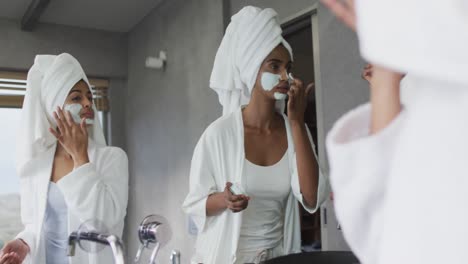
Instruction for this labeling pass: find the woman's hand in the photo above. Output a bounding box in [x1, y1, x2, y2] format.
[361, 64, 373, 83]
[224, 182, 250, 213]
[0, 239, 29, 264]
[321, 0, 356, 31]
[287, 78, 314, 124]
[49, 106, 89, 168]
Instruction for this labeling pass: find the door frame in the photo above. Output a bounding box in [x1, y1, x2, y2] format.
[281, 4, 326, 183]
[281, 4, 349, 251]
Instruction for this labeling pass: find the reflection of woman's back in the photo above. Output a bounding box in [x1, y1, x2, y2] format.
[0, 53, 129, 264]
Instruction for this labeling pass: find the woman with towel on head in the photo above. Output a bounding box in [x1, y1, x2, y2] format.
[0, 53, 128, 264]
[183, 6, 329, 264]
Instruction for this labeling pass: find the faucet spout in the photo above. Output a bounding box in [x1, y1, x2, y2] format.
[106, 234, 126, 264]
[68, 232, 78, 257]
[67, 230, 125, 264]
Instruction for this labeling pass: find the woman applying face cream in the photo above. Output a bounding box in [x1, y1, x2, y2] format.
[0, 53, 128, 264]
[183, 6, 329, 264]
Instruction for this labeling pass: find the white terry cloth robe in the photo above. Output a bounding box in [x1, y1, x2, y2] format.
[14, 53, 129, 264]
[182, 108, 329, 264]
[17, 141, 128, 264]
[327, 1, 468, 264]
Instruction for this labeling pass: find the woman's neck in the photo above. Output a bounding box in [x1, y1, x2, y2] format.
[243, 88, 280, 130]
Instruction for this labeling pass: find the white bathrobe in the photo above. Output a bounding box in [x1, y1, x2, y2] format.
[327, 74, 468, 264]
[326, 1, 468, 263]
[16, 139, 128, 264]
[12, 53, 128, 264]
[183, 108, 329, 264]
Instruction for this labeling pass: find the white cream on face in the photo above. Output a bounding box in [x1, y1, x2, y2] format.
[274, 93, 288, 100]
[261, 72, 281, 91]
[63, 103, 94, 125]
[260, 72, 294, 101]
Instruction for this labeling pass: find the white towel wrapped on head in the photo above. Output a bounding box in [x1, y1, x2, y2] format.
[210, 6, 293, 116]
[17, 53, 106, 174]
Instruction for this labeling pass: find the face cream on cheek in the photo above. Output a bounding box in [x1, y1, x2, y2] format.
[63, 103, 94, 125]
[261, 72, 289, 101]
[261, 72, 281, 91]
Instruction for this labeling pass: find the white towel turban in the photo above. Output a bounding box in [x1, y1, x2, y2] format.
[210, 6, 293, 116]
[17, 53, 106, 174]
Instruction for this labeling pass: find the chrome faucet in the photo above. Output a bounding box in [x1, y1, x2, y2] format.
[68, 230, 125, 264]
[134, 215, 163, 264]
[170, 250, 180, 264]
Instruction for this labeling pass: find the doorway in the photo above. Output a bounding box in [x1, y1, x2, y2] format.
[282, 8, 320, 252]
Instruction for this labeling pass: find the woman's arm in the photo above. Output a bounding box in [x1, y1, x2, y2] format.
[50, 107, 128, 229]
[288, 80, 320, 207]
[206, 192, 227, 216]
[56, 148, 129, 229]
[369, 65, 403, 134]
[290, 122, 319, 207]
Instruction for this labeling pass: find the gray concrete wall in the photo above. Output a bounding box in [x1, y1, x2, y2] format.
[0, 18, 127, 78]
[229, 0, 316, 22]
[317, 5, 368, 145]
[108, 78, 128, 149]
[123, 0, 223, 262]
[316, 4, 368, 251]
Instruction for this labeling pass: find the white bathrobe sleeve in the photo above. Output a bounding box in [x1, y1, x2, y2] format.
[326, 103, 405, 263]
[15, 177, 36, 262]
[290, 124, 330, 213]
[56, 147, 128, 230]
[182, 131, 219, 233]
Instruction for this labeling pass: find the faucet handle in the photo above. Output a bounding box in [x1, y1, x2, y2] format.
[135, 214, 173, 264]
[170, 250, 180, 264]
[137, 214, 172, 246]
[148, 242, 161, 264]
[138, 218, 162, 244]
[134, 241, 148, 263]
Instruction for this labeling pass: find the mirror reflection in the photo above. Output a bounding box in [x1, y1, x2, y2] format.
[2, 0, 457, 263]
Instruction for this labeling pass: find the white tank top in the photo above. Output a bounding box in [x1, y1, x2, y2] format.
[43, 182, 69, 264]
[237, 151, 291, 260]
